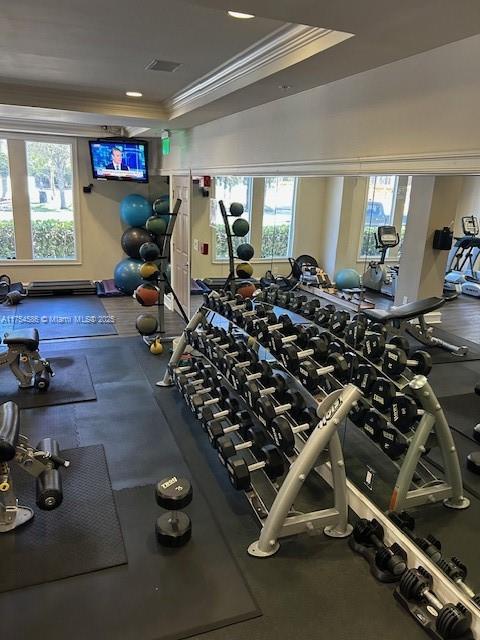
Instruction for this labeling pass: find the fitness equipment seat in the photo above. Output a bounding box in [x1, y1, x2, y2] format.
[0, 328, 54, 390]
[362, 226, 400, 297]
[0, 401, 69, 532]
[363, 296, 468, 357]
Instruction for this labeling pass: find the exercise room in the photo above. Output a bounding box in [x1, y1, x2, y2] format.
[2, 2, 480, 640]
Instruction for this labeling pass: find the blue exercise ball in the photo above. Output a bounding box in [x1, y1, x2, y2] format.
[335, 268, 361, 290]
[120, 194, 151, 227]
[114, 258, 144, 295]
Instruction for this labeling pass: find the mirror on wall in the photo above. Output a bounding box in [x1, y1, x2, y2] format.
[189, 173, 480, 601]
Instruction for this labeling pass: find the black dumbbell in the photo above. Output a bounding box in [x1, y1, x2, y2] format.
[280, 335, 330, 371]
[232, 302, 266, 326]
[206, 410, 254, 446]
[383, 347, 432, 379]
[351, 518, 407, 577]
[349, 399, 370, 427]
[244, 310, 278, 335]
[298, 353, 349, 391]
[399, 567, 472, 639]
[371, 378, 397, 412]
[379, 426, 408, 459]
[217, 425, 268, 464]
[363, 409, 387, 442]
[343, 351, 360, 381]
[254, 313, 294, 343]
[314, 304, 336, 327]
[390, 395, 422, 432]
[352, 363, 378, 395]
[245, 375, 288, 405]
[188, 381, 228, 409]
[230, 360, 272, 389]
[226, 348, 260, 382]
[269, 324, 320, 353]
[345, 319, 368, 349]
[226, 444, 285, 490]
[200, 396, 241, 425]
[288, 294, 308, 312]
[257, 389, 306, 426]
[155, 476, 193, 547]
[222, 297, 255, 319]
[270, 407, 318, 455]
[218, 294, 243, 315]
[302, 298, 321, 319]
[329, 310, 350, 336]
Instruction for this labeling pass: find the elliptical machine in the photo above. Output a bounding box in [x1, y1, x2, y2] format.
[444, 215, 480, 297]
[362, 226, 400, 297]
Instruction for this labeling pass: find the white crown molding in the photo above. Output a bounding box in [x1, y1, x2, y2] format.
[166, 24, 353, 120]
[162, 150, 480, 177]
[0, 117, 106, 138]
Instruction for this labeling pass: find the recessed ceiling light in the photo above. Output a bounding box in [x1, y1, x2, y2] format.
[228, 10, 255, 19]
[126, 91, 143, 97]
[279, 84, 292, 90]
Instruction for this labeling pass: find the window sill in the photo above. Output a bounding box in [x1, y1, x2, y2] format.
[212, 258, 291, 265]
[356, 258, 400, 264]
[0, 259, 82, 267]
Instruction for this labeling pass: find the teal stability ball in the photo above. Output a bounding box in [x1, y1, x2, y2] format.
[120, 194, 151, 227]
[114, 258, 144, 295]
[335, 268, 361, 290]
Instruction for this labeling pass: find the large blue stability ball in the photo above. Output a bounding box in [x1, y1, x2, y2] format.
[114, 258, 144, 295]
[120, 194, 151, 227]
[335, 268, 361, 290]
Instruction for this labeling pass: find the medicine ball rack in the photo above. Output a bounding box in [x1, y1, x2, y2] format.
[217, 200, 255, 294]
[254, 287, 468, 512]
[142, 198, 189, 345]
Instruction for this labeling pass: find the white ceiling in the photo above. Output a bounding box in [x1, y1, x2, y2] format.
[1, 0, 480, 133]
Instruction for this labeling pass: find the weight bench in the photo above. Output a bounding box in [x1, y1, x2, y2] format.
[363, 297, 468, 357]
[0, 328, 54, 390]
[0, 401, 69, 532]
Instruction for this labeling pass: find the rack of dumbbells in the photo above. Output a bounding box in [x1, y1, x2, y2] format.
[160, 290, 368, 557]
[255, 284, 469, 513]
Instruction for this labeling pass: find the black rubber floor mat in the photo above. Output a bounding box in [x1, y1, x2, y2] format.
[11, 295, 117, 338]
[408, 327, 480, 364]
[19, 404, 80, 450]
[0, 355, 96, 408]
[438, 392, 480, 443]
[0, 445, 126, 593]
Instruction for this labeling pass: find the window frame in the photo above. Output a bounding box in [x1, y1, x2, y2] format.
[0, 133, 82, 266]
[357, 175, 400, 262]
[260, 176, 297, 260]
[212, 176, 254, 262]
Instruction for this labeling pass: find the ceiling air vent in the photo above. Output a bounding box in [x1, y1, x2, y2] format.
[145, 59, 182, 72]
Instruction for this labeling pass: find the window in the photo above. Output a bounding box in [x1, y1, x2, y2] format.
[359, 175, 412, 260]
[261, 177, 297, 259]
[0, 140, 15, 259]
[213, 176, 252, 260]
[26, 141, 76, 260]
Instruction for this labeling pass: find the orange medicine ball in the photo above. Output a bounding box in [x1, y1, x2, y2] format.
[135, 283, 159, 306]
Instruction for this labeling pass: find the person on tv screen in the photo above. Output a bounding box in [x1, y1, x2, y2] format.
[105, 146, 129, 171]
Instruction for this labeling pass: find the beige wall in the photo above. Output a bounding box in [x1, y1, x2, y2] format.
[453, 176, 479, 236]
[1, 137, 167, 283]
[162, 35, 480, 175]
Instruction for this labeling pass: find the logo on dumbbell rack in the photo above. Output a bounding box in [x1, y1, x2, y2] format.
[318, 397, 343, 429]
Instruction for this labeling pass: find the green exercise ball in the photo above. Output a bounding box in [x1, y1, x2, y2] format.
[136, 313, 158, 336]
[236, 262, 253, 278]
[146, 215, 168, 236]
[152, 198, 170, 215]
[237, 243, 254, 261]
[232, 218, 249, 237]
[229, 202, 244, 217]
[335, 268, 361, 290]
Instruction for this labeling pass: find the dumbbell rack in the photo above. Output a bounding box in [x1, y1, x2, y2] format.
[163, 305, 364, 556]
[256, 286, 469, 513]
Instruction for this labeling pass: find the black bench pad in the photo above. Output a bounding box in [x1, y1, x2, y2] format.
[364, 297, 445, 322]
[0, 401, 20, 462]
[3, 328, 39, 351]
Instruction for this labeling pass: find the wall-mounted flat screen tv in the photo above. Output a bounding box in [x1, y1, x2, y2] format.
[89, 139, 149, 182]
